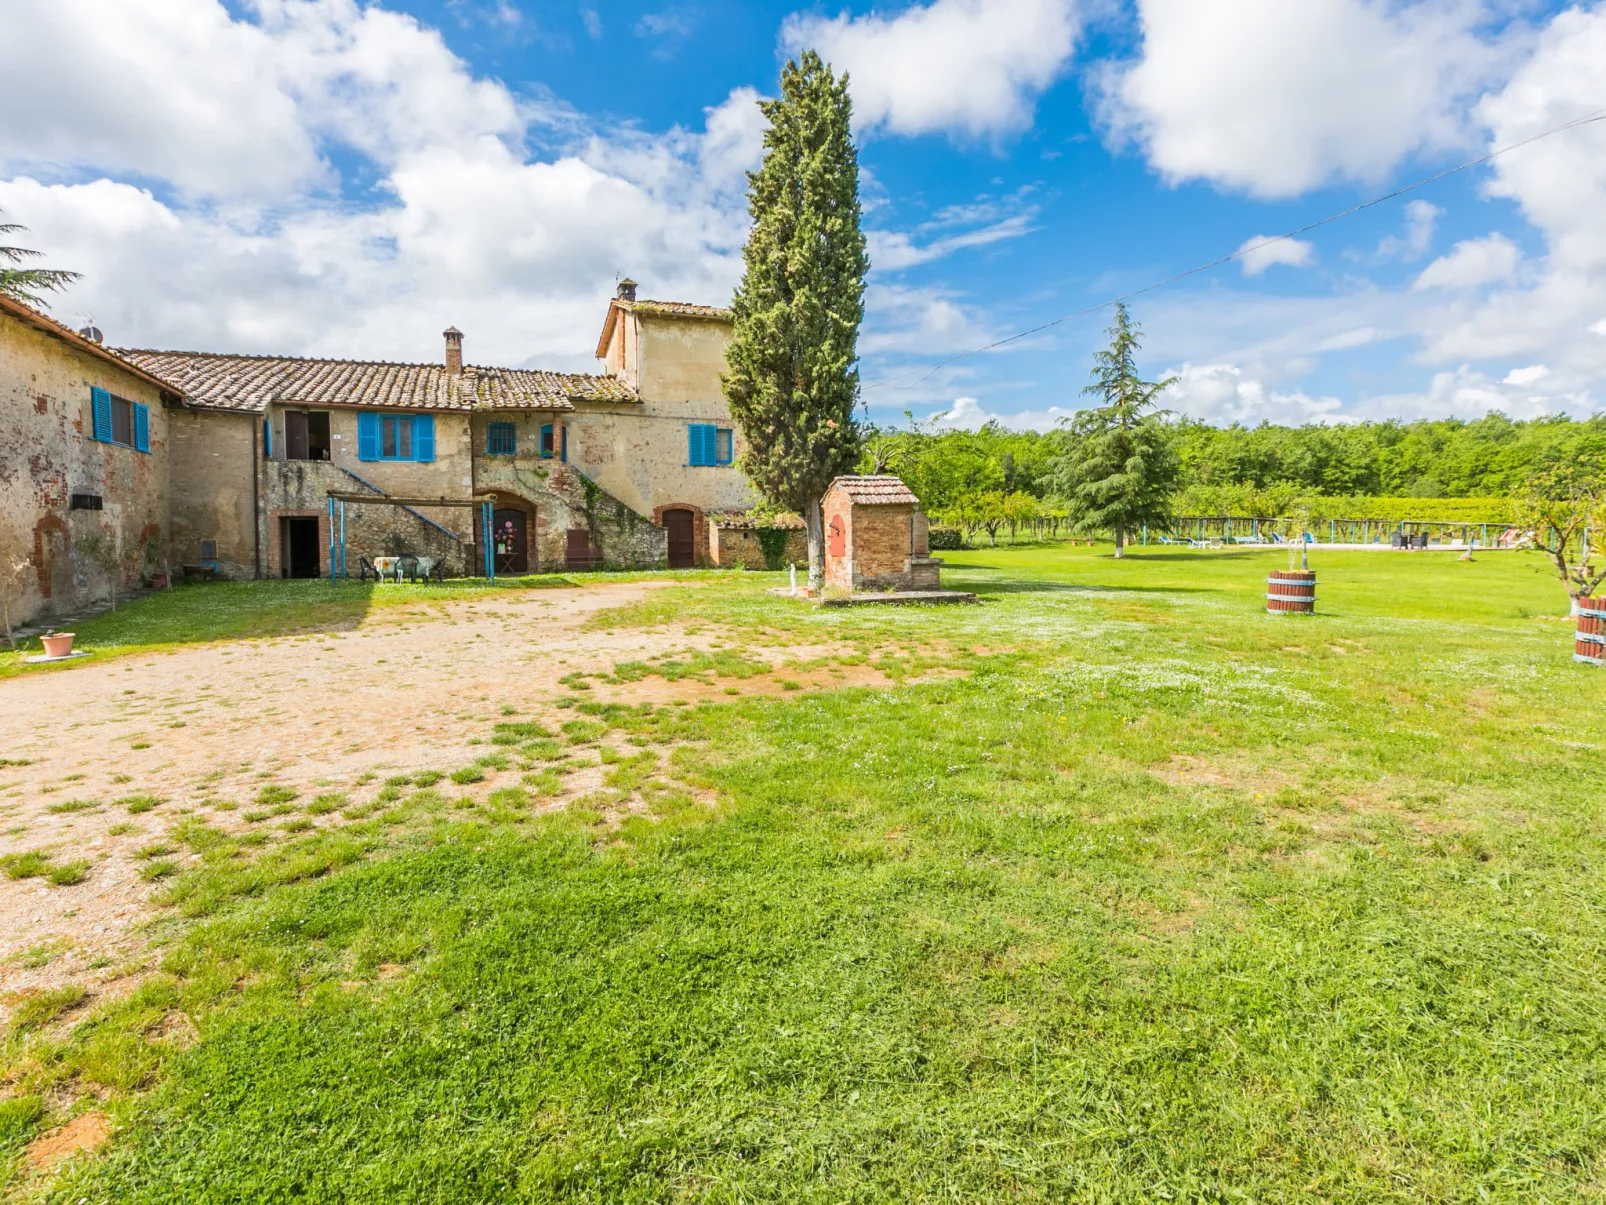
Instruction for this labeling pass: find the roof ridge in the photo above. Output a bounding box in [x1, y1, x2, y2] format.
[118, 347, 624, 380]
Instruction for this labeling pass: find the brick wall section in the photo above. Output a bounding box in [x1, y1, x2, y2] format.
[849, 504, 917, 588]
[823, 481, 941, 593]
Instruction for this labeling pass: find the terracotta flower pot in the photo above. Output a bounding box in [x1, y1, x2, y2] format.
[40, 632, 75, 658]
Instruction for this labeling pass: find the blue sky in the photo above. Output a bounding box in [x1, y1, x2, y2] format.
[4, 0, 1605, 430]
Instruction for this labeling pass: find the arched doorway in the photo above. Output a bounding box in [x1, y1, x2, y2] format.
[663, 508, 695, 569]
[492, 508, 528, 574]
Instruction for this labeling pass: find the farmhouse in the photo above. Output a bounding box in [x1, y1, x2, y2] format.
[1, 281, 753, 624]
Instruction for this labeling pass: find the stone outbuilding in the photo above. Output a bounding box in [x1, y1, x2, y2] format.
[822, 475, 944, 593]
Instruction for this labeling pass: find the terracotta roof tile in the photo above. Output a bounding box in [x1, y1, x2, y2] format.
[827, 475, 922, 506]
[628, 299, 732, 319]
[112, 350, 637, 414]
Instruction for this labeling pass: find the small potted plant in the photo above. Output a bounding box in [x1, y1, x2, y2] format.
[39, 629, 75, 658]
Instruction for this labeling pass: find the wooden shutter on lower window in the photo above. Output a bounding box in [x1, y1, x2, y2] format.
[91, 387, 112, 442]
[133, 403, 150, 452]
[357, 412, 379, 461]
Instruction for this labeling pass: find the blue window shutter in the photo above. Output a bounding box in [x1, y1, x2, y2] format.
[560, 425, 567, 463]
[357, 412, 379, 461]
[414, 415, 435, 462]
[91, 387, 112, 442]
[699, 424, 717, 466]
[133, 403, 150, 452]
[689, 423, 708, 466]
[263, 417, 273, 458]
[540, 423, 554, 459]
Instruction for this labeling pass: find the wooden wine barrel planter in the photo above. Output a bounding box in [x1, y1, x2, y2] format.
[1575, 597, 1606, 665]
[1266, 569, 1316, 614]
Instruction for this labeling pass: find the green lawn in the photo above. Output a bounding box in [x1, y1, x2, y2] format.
[10, 544, 1606, 1203]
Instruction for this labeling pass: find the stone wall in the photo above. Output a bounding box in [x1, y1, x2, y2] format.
[168, 408, 256, 579]
[260, 407, 477, 577]
[471, 414, 667, 571]
[0, 315, 171, 625]
[708, 524, 808, 570]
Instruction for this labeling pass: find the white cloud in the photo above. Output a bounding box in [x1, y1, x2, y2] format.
[931, 396, 1074, 432]
[1412, 233, 1520, 290]
[1097, 0, 1508, 198]
[869, 212, 1038, 270]
[1162, 362, 1345, 425]
[1358, 365, 1593, 421]
[1379, 199, 1441, 262]
[1236, 235, 1315, 276]
[1503, 364, 1549, 386]
[0, 0, 764, 367]
[782, 0, 1080, 139]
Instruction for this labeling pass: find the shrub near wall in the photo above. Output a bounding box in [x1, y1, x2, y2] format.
[928, 527, 964, 551]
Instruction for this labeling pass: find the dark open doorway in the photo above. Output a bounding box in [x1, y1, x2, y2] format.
[663, 508, 695, 569]
[281, 517, 321, 579]
[492, 508, 528, 574]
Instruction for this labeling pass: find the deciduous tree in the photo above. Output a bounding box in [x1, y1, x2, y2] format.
[724, 51, 867, 592]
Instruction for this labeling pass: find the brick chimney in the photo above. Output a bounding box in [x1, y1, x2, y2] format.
[616, 277, 637, 302]
[443, 326, 463, 375]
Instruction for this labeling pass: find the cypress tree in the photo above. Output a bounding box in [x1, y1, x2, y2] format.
[1051, 305, 1180, 558]
[724, 50, 867, 591]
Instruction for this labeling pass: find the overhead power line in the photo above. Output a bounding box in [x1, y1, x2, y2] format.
[862, 105, 1606, 395]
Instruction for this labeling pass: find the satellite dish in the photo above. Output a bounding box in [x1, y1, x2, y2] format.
[78, 325, 103, 344]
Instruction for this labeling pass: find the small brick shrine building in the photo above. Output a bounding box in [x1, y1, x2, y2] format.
[823, 475, 944, 593]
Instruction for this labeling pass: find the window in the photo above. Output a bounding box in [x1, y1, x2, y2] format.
[284, 411, 331, 461]
[70, 493, 102, 511]
[486, 421, 516, 456]
[688, 423, 733, 466]
[200, 540, 218, 562]
[382, 415, 412, 459]
[90, 387, 150, 452]
[539, 423, 567, 462]
[357, 412, 435, 462]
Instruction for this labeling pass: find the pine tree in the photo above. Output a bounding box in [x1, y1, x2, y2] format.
[0, 211, 79, 308]
[1051, 305, 1179, 558]
[724, 50, 867, 591]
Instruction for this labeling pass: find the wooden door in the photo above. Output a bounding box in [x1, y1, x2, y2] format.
[492, 508, 527, 574]
[664, 508, 695, 569]
[284, 411, 309, 461]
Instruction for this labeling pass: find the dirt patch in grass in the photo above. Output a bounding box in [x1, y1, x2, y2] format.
[0, 580, 953, 1004]
[24, 1109, 113, 1169]
[1151, 754, 1294, 798]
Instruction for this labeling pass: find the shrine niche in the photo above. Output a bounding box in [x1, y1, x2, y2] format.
[821, 475, 945, 594]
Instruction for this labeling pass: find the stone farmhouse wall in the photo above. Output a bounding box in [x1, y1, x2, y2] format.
[0, 314, 171, 624]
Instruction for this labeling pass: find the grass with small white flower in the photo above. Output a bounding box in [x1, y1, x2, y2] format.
[8, 543, 1606, 1202]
